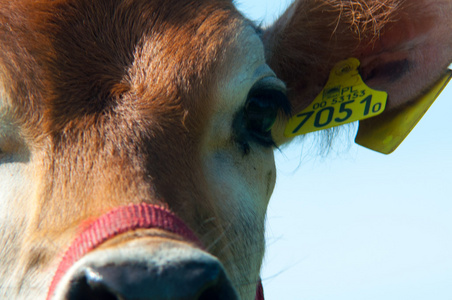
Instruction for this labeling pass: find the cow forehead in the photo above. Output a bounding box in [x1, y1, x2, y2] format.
[0, 0, 247, 136]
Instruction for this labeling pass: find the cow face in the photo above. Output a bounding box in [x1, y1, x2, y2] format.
[1, 0, 451, 299]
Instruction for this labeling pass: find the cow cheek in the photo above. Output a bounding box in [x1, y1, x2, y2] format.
[203, 146, 275, 219]
[201, 145, 274, 294]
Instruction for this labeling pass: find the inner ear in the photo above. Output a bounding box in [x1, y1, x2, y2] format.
[356, 8, 438, 91]
[360, 59, 411, 83]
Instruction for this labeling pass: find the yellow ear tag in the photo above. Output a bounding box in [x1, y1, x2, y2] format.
[284, 58, 388, 137]
[355, 69, 452, 154]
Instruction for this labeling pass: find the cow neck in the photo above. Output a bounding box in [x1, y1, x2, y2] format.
[46, 203, 264, 300]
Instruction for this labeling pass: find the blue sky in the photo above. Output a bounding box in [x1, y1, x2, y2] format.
[235, 1, 452, 299]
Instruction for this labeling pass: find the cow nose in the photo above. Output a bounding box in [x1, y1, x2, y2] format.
[66, 256, 238, 300]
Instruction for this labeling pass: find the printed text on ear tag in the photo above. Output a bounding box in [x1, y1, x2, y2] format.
[284, 58, 388, 137]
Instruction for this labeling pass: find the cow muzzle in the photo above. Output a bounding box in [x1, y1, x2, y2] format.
[46, 204, 242, 300]
[54, 238, 237, 300]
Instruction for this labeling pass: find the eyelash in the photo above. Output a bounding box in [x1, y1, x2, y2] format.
[234, 82, 291, 154]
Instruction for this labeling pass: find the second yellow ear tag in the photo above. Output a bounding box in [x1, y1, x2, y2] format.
[284, 58, 388, 137]
[355, 69, 452, 154]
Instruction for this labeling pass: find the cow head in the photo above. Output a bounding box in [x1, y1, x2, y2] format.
[1, 0, 451, 299]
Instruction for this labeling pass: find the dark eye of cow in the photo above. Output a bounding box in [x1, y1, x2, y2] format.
[234, 78, 291, 154]
[245, 89, 285, 142]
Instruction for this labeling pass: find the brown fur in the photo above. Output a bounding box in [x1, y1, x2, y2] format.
[1, 0, 248, 284]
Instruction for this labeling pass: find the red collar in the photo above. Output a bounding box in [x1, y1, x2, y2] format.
[47, 203, 264, 300]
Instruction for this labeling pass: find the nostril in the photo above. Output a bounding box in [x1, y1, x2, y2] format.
[197, 270, 238, 300]
[65, 258, 238, 300]
[68, 268, 119, 300]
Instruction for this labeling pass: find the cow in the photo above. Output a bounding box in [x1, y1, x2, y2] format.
[1, 0, 451, 299]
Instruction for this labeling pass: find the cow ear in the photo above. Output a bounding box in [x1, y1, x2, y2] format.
[265, 0, 452, 146]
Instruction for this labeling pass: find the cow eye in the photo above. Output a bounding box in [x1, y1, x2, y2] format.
[245, 89, 284, 143]
[234, 78, 290, 153]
